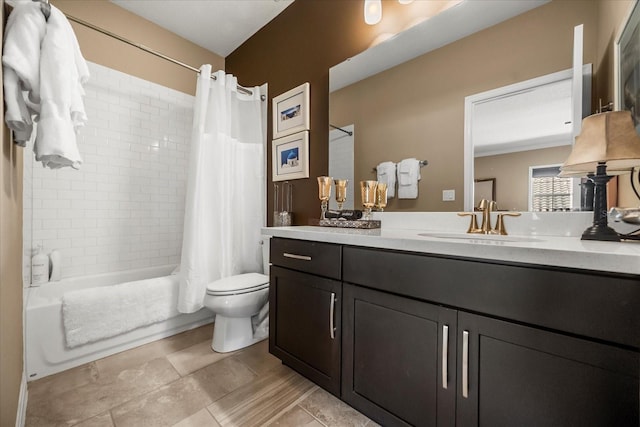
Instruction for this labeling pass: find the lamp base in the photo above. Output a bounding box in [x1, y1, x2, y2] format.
[581, 224, 620, 242]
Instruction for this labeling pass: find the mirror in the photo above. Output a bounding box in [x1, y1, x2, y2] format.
[465, 64, 592, 212]
[329, 0, 606, 212]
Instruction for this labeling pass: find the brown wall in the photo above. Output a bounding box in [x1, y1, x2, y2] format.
[0, 2, 24, 425]
[475, 146, 573, 211]
[54, 0, 224, 95]
[229, 0, 637, 219]
[227, 0, 442, 224]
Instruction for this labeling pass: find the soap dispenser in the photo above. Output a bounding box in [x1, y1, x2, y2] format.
[31, 245, 49, 286]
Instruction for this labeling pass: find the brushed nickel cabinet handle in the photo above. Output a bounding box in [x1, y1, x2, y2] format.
[283, 253, 312, 261]
[462, 330, 469, 398]
[442, 324, 449, 390]
[329, 293, 336, 339]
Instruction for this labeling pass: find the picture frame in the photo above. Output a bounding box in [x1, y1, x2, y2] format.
[272, 131, 309, 181]
[272, 82, 310, 138]
[616, 1, 640, 115]
[474, 178, 496, 207]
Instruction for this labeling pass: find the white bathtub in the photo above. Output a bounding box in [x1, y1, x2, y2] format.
[25, 265, 213, 381]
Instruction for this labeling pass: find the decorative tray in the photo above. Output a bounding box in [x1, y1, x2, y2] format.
[309, 218, 381, 229]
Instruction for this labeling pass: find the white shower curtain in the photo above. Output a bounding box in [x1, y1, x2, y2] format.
[178, 65, 265, 313]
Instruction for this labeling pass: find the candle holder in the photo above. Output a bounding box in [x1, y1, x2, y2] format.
[375, 182, 388, 211]
[334, 179, 348, 211]
[360, 180, 378, 220]
[317, 176, 333, 220]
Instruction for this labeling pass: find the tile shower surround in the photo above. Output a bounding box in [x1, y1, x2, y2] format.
[23, 62, 194, 284]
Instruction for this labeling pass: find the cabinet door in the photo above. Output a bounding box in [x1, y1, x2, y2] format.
[342, 284, 457, 427]
[457, 312, 639, 426]
[269, 266, 341, 395]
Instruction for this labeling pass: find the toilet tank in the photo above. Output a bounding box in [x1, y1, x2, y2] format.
[261, 235, 271, 275]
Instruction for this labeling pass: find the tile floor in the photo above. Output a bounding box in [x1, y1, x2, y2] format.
[25, 324, 379, 427]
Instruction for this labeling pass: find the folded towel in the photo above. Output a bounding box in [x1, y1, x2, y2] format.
[397, 158, 421, 199]
[62, 275, 182, 348]
[34, 5, 89, 169]
[376, 161, 396, 198]
[2, 2, 46, 146]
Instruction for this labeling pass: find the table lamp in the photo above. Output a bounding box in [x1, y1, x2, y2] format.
[560, 111, 640, 241]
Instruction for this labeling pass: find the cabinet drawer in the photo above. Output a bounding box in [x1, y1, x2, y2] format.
[270, 238, 342, 280]
[343, 245, 640, 349]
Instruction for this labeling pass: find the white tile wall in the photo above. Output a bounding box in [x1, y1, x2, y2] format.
[23, 62, 194, 284]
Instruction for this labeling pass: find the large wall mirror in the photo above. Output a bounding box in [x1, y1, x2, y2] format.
[329, 0, 609, 213]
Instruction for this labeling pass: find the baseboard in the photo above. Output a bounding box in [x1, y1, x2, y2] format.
[15, 372, 27, 427]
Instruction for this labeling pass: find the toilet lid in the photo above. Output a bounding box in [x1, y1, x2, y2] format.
[206, 273, 269, 296]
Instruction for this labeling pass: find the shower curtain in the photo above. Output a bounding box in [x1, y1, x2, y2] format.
[178, 65, 265, 313]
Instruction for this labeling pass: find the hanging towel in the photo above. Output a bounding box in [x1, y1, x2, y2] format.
[34, 5, 89, 169]
[397, 158, 421, 199]
[376, 161, 396, 198]
[2, 2, 46, 146]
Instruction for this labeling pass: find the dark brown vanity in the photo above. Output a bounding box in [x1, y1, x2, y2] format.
[269, 236, 639, 426]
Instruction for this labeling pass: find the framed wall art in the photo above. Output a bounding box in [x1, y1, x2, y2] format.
[272, 82, 310, 138]
[272, 131, 309, 181]
[617, 1, 640, 119]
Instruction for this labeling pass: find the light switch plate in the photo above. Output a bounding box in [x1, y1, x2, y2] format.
[442, 189, 455, 201]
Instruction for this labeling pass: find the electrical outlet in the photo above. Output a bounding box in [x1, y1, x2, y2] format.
[442, 189, 455, 201]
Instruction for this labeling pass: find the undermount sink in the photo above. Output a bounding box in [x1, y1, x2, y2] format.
[418, 232, 543, 243]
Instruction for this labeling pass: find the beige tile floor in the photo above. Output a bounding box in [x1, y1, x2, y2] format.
[25, 324, 379, 427]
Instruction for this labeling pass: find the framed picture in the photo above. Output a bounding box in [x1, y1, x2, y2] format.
[617, 1, 640, 119]
[272, 82, 310, 138]
[474, 178, 496, 207]
[272, 131, 309, 181]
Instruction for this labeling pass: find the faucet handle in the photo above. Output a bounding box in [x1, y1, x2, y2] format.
[494, 212, 521, 235]
[458, 212, 481, 234]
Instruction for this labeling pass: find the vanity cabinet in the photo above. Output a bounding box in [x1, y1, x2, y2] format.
[456, 311, 638, 426]
[342, 245, 640, 427]
[269, 237, 640, 426]
[269, 238, 342, 395]
[342, 284, 457, 427]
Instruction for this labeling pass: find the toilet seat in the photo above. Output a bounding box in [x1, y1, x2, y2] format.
[206, 273, 269, 296]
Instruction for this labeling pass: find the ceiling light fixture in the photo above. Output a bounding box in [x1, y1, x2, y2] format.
[398, 0, 415, 4]
[364, 0, 382, 25]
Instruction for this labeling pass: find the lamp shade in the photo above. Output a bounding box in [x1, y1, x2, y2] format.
[561, 111, 640, 173]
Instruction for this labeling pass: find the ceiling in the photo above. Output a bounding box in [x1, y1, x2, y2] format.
[110, 0, 294, 57]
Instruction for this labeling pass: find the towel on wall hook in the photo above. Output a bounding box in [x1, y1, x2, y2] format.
[3, 1, 89, 168]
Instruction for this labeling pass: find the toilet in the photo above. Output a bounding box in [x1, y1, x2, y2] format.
[203, 237, 270, 353]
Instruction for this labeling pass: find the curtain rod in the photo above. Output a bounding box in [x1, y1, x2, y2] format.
[64, 13, 264, 100]
[330, 124, 353, 136]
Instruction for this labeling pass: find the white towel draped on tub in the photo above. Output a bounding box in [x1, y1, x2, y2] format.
[376, 161, 396, 198]
[62, 275, 182, 348]
[397, 158, 421, 199]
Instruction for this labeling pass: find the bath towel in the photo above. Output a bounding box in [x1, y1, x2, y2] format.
[35, 5, 89, 169]
[62, 275, 182, 348]
[397, 158, 421, 199]
[2, 2, 46, 146]
[376, 161, 396, 198]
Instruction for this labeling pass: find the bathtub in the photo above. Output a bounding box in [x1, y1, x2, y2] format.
[25, 265, 213, 381]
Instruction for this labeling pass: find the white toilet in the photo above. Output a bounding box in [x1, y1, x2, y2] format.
[203, 237, 270, 353]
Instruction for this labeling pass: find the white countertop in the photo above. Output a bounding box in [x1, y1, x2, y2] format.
[263, 212, 640, 275]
